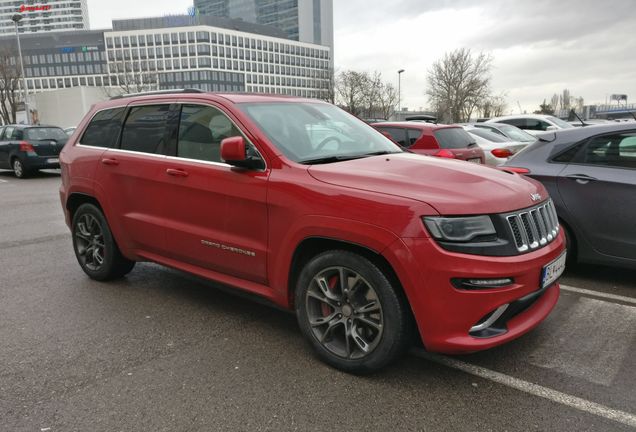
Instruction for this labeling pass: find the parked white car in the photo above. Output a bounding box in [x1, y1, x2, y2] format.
[486, 114, 574, 136]
[471, 122, 537, 143]
[462, 126, 528, 166]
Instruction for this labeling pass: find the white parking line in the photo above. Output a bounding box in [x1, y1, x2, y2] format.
[412, 349, 636, 429]
[0, 179, 8, 183]
[561, 284, 636, 306]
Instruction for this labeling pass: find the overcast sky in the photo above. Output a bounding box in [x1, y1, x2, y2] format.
[88, 0, 636, 113]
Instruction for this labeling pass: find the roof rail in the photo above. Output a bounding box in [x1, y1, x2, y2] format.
[110, 88, 205, 100]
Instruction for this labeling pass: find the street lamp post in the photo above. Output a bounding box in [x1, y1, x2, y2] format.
[11, 13, 30, 125]
[397, 69, 405, 116]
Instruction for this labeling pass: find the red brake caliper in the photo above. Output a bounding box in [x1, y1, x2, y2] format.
[321, 275, 338, 316]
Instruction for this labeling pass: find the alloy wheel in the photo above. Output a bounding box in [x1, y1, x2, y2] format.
[305, 266, 384, 360]
[13, 160, 23, 178]
[74, 213, 105, 271]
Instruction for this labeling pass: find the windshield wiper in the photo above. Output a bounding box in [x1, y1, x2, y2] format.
[300, 150, 402, 165]
[299, 154, 368, 165]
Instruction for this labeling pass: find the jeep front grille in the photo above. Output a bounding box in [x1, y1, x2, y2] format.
[506, 200, 559, 253]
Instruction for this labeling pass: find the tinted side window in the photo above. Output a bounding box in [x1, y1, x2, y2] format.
[407, 129, 422, 146]
[177, 104, 243, 163]
[501, 119, 525, 128]
[581, 133, 636, 169]
[433, 128, 475, 149]
[121, 105, 171, 154]
[553, 143, 584, 163]
[13, 129, 24, 140]
[3, 126, 15, 140]
[377, 127, 407, 146]
[81, 108, 126, 148]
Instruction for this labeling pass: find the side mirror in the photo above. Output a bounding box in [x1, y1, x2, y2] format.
[220, 136, 264, 170]
[221, 136, 246, 162]
[545, 125, 558, 131]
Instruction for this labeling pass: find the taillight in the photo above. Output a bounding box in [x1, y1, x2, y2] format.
[435, 149, 456, 158]
[491, 148, 513, 158]
[502, 167, 530, 174]
[19, 141, 35, 153]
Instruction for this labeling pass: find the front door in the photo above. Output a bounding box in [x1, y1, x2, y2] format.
[162, 103, 269, 284]
[557, 131, 636, 260]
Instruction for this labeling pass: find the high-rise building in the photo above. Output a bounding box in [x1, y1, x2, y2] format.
[0, 0, 90, 34]
[194, 0, 333, 48]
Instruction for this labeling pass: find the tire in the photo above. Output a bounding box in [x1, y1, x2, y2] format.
[72, 203, 135, 281]
[12, 158, 30, 179]
[295, 250, 411, 374]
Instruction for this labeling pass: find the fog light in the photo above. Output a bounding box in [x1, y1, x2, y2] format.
[452, 277, 514, 290]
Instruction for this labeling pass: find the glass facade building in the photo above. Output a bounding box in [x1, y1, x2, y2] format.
[0, 0, 89, 34]
[0, 16, 331, 99]
[194, 0, 333, 48]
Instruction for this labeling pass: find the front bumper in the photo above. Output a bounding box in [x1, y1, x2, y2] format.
[387, 231, 565, 354]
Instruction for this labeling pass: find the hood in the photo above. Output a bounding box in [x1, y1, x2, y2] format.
[308, 153, 548, 215]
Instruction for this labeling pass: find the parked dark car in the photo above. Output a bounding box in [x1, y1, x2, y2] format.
[502, 123, 636, 269]
[0, 125, 68, 178]
[372, 122, 486, 163]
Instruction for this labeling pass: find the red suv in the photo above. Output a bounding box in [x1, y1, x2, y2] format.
[59, 91, 565, 373]
[372, 121, 486, 163]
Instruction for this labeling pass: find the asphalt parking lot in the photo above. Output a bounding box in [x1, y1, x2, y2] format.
[1, 171, 635, 432]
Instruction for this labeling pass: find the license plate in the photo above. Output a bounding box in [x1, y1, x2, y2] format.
[468, 158, 482, 164]
[47, 158, 59, 164]
[541, 251, 567, 289]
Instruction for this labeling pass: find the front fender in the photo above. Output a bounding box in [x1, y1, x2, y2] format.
[268, 215, 402, 306]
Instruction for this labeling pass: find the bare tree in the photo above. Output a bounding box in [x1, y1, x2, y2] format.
[335, 70, 369, 116]
[481, 93, 508, 119]
[0, 47, 23, 125]
[377, 83, 398, 120]
[105, 61, 158, 96]
[426, 48, 493, 123]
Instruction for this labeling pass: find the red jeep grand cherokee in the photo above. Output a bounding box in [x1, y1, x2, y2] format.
[59, 91, 565, 373]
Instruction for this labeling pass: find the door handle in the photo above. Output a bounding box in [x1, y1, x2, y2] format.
[166, 168, 189, 178]
[565, 174, 597, 184]
[101, 158, 119, 166]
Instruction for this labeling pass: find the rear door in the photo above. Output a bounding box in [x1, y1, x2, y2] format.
[557, 131, 636, 259]
[161, 101, 269, 284]
[94, 102, 176, 256]
[0, 127, 8, 168]
[1, 126, 16, 167]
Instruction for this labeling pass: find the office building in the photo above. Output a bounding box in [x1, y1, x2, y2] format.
[194, 0, 333, 48]
[0, 0, 89, 34]
[0, 15, 332, 99]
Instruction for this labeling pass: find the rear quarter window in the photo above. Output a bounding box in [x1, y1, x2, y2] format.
[81, 107, 127, 148]
[433, 128, 475, 149]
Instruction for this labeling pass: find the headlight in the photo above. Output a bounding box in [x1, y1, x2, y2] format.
[424, 216, 496, 242]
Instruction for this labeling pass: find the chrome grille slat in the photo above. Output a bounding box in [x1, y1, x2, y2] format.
[505, 199, 560, 253]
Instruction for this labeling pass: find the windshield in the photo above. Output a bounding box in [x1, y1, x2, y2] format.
[547, 116, 575, 129]
[497, 125, 537, 143]
[238, 102, 402, 163]
[467, 128, 510, 143]
[26, 128, 68, 141]
[433, 128, 476, 149]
